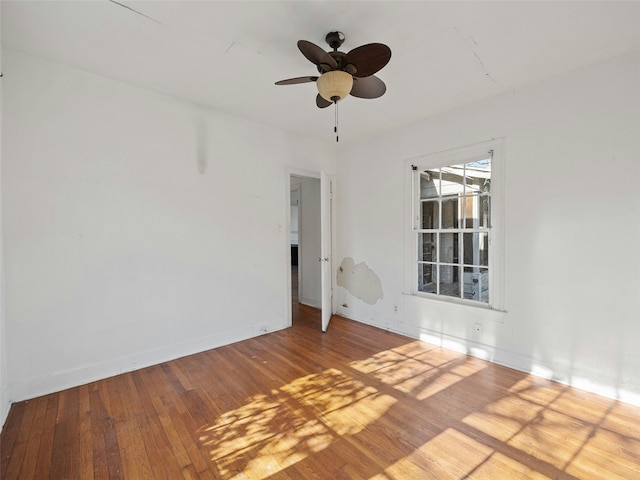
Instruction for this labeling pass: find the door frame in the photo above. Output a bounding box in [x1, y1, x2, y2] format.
[284, 167, 336, 329]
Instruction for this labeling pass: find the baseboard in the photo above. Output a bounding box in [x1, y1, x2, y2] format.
[299, 296, 321, 309]
[9, 320, 289, 404]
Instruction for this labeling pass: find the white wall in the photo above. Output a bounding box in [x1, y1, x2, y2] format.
[292, 176, 321, 308]
[1, 50, 335, 403]
[336, 50, 640, 405]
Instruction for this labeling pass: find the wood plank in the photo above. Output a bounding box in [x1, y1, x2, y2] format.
[3, 400, 38, 479]
[88, 381, 118, 479]
[130, 369, 188, 479]
[15, 396, 48, 479]
[163, 398, 219, 479]
[76, 385, 94, 479]
[106, 375, 154, 480]
[32, 395, 58, 479]
[49, 387, 79, 479]
[1, 401, 25, 477]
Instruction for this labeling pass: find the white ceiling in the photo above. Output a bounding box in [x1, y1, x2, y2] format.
[2, 1, 639, 145]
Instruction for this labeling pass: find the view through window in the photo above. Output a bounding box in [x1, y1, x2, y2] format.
[416, 154, 492, 303]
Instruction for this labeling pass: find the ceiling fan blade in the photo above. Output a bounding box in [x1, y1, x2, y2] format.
[350, 75, 386, 99]
[275, 76, 318, 85]
[316, 94, 332, 109]
[298, 40, 338, 69]
[344, 43, 391, 78]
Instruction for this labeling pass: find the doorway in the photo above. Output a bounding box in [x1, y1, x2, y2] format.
[290, 175, 321, 312]
[287, 171, 335, 331]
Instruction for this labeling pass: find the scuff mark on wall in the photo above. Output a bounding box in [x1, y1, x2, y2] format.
[337, 257, 383, 305]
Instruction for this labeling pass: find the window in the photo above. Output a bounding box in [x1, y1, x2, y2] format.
[407, 140, 504, 310]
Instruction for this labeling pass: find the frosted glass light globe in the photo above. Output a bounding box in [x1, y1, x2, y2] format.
[316, 71, 353, 102]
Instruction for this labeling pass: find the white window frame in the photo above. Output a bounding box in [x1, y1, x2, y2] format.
[404, 139, 505, 312]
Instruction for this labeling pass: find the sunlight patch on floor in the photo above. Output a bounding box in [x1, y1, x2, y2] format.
[197, 367, 397, 479]
[350, 342, 486, 401]
[409, 427, 494, 479]
[564, 429, 640, 480]
[462, 394, 546, 442]
[460, 377, 640, 479]
[373, 426, 556, 480]
[471, 451, 552, 479]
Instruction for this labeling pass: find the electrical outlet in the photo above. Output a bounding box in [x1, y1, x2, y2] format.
[474, 323, 482, 334]
[393, 305, 398, 313]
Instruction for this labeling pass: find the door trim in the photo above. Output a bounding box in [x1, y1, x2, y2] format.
[285, 167, 335, 329]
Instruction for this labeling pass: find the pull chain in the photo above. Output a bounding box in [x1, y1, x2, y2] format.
[334, 100, 339, 142]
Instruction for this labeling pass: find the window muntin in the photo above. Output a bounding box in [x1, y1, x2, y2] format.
[416, 156, 492, 304]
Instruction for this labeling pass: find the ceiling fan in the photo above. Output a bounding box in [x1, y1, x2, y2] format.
[276, 31, 391, 107]
[275, 32, 391, 140]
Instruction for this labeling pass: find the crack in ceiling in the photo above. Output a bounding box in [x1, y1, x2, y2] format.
[108, 0, 162, 25]
[453, 27, 512, 91]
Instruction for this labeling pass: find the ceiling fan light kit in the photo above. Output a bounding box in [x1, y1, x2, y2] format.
[317, 70, 353, 102]
[276, 31, 391, 142]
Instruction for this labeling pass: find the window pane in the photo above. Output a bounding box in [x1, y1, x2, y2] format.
[441, 197, 460, 228]
[479, 195, 491, 228]
[419, 233, 436, 262]
[463, 267, 489, 302]
[420, 170, 439, 199]
[441, 165, 465, 196]
[439, 232, 458, 263]
[463, 232, 489, 266]
[439, 265, 460, 298]
[421, 200, 439, 229]
[463, 195, 489, 228]
[465, 158, 491, 194]
[418, 264, 436, 293]
[464, 195, 473, 227]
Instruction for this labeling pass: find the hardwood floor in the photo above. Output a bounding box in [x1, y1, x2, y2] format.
[2, 278, 639, 478]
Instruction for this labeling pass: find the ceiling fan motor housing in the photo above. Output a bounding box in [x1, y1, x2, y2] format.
[326, 31, 346, 50]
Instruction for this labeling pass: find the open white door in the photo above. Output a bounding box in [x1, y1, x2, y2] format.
[320, 171, 333, 332]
